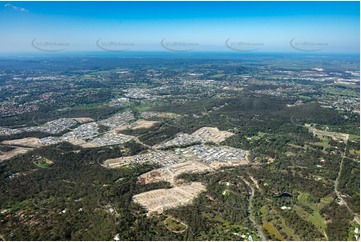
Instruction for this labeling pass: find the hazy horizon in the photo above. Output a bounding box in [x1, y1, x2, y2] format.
[1, 1, 359, 54]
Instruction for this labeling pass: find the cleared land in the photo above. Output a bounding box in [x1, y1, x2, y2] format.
[105, 144, 248, 215]
[103, 136, 248, 215]
[140, 111, 180, 119]
[308, 126, 349, 143]
[154, 126, 235, 148]
[191, 127, 234, 143]
[133, 182, 206, 215]
[138, 161, 211, 185]
[72, 117, 94, 123]
[0, 147, 33, 162]
[103, 156, 137, 168]
[2, 137, 43, 148]
[115, 119, 159, 131]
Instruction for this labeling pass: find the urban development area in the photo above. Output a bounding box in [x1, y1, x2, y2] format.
[0, 55, 359, 241]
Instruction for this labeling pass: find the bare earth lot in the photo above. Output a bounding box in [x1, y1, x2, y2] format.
[0, 147, 33, 162]
[133, 182, 206, 215]
[2, 137, 43, 148]
[191, 127, 235, 143]
[115, 119, 159, 131]
[0, 138, 44, 162]
[104, 140, 249, 215]
[138, 161, 212, 185]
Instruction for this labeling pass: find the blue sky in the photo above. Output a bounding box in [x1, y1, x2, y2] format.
[0, 1, 359, 53]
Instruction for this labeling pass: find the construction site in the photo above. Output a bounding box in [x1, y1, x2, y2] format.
[103, 138, 249, 215]
[133, 182, 206, 215]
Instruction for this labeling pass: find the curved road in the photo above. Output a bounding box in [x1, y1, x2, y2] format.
[242, 178, 267, 241]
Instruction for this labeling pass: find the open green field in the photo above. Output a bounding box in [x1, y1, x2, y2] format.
[164, 217, 187, 233]
[34, 157, 52, 168]
[324, 87, 359, 97]
[34, 162, 51, 168]
[309, 126, 349, 143]
[309, 138, 331, 149]
[263, 222, 284, 240]
[293, 205, 326, 234]
[349, 134, 360, 142]
[349, 149, 360, 156]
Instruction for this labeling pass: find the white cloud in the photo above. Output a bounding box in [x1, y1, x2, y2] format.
[4, 3, 29, 12]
